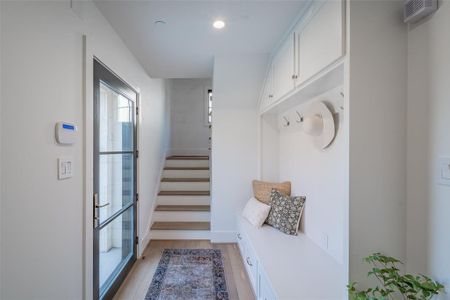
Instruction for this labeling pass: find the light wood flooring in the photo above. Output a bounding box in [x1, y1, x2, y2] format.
[113, 240, 255, 300]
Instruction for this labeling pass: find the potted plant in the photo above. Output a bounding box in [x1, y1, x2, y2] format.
[348, 253, 445, 300]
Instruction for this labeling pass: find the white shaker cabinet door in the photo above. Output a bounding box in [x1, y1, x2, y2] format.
[297, 0, 344, 85]
[272, 33, 296, 101]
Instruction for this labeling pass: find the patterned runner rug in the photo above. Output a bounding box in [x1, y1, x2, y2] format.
[145, 249, 229, 300]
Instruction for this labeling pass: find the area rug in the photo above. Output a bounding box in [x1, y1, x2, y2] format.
[145, 249, 229, 300]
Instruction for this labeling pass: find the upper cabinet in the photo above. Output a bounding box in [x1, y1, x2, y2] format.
[260, 63, 274, 109]
[296, 0, 344, 85]
[259, 0, 345, 112]
[273, 33, 296, 100]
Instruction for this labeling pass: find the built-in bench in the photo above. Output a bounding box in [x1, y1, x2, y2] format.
[236, 215, 345, 299]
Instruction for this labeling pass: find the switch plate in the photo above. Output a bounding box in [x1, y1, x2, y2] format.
[438, 157, 450, 186]
[58, 157, 74, 180]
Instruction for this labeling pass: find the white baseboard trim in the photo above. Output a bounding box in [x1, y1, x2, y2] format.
[169, 148, 209, 156]
[210, 230, 237, 243]
[139, 227, 152, 257]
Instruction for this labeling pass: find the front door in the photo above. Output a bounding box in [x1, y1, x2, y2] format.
[93, 59, 137, 300]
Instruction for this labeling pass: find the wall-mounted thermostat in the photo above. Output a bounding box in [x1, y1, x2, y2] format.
[55, 122, 77, 145]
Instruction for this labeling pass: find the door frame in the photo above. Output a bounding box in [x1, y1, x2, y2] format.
[92, 58, 138, 300]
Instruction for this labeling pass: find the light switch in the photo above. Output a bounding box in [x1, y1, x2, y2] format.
[58, 157, 74, 180]
[438, 157, 450, 186]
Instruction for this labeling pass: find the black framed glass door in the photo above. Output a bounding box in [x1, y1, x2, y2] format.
[93, 59, 137, 300]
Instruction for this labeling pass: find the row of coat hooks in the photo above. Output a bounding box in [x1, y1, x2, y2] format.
[282, 91, 344, 128]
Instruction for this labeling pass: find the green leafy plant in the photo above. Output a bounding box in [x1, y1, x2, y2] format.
[348, 253, 445, 300]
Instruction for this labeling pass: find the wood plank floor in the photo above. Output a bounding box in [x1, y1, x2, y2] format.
[113, 240, 255, 300]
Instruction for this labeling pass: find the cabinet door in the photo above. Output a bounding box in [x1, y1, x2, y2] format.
[258, 269, 277, 300]
[272, 33, 295, 100]
[297, 0, 344, 85]
[260, 64, 274, 111]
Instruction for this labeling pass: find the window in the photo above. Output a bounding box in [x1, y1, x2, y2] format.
[206, 88, 213, 125]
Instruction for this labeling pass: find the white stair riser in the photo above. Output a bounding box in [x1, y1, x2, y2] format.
[150, 230, 210, 240]
[163, 169, 210, 178]
[157, 195, 210, 205]
[165, 160, 209, 168]
[160, 182, 210, 191]
[152, 211, 210, 222]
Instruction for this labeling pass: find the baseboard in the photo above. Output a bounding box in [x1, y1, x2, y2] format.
[210, 230, 237, 243]
[139, 227, 152, 257]
[168, 148, 209, 156]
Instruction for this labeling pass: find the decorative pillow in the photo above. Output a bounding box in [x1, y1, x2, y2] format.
[265, 189, 306, 236]
[252, 180, 291, 204]
[242, 197, 271, 228]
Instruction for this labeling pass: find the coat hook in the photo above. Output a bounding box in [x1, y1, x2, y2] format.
[283, 116, 290, 127]
[295, 111, 304, 123]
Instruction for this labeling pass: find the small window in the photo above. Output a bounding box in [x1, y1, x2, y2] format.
[206, 89, 213, 125]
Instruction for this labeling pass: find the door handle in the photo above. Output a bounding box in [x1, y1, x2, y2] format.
[93, 193, 109, 227]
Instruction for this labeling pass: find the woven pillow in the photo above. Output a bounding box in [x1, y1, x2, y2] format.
[242, 197, 271, 228]
[252, 180, 291, 204]
[266, 189, 306, 236]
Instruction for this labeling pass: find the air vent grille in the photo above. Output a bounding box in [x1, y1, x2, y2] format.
[404, 0, 437, 23]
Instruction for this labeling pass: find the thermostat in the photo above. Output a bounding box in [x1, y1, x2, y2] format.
[55, 122, 77, 145]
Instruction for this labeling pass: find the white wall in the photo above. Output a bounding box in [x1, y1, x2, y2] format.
[275, 89, 346, 264]
[0, 1, 2, 295]
[407, 1, 450, 295]
[169, 78, 211, 156]
[347, 0, 407, 287]
[211, 54, 268, 242]
[0, 1, 169, 299]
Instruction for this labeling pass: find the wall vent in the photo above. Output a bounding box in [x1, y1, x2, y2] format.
[404, 0, 437, 23]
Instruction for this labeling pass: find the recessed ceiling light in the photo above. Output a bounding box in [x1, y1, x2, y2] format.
[213, 20, 226, 29]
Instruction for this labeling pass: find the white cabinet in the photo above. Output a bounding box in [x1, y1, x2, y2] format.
[260, 64, 274, 111]
[272, 33, 296, 100]
[297, 0, 344, 85]
[237, 231, 259, 294]
[258, 270, 277, 300]
[260, 65, 275, 110]
[259, 0, 345, 112]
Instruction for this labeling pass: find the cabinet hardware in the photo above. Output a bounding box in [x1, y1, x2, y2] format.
[246, 257, 253, 267]
[296, 111, 304, 123]
[237, 233, 242, 240]
[283, 116, 290, 127]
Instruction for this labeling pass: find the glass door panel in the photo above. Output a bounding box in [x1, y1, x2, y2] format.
[99, 82, 134, 152]
[99, 206, 134, 292]
[94, 59, 137, 300]
[98, 150, 134, 223]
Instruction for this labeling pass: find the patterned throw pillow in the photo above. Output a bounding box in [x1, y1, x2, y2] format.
[266, 189, 306, 236]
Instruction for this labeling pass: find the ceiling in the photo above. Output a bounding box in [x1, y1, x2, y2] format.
[94, 0, 309, 79]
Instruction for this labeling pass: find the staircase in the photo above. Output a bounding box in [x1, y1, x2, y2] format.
[150, 155, 211, 239]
